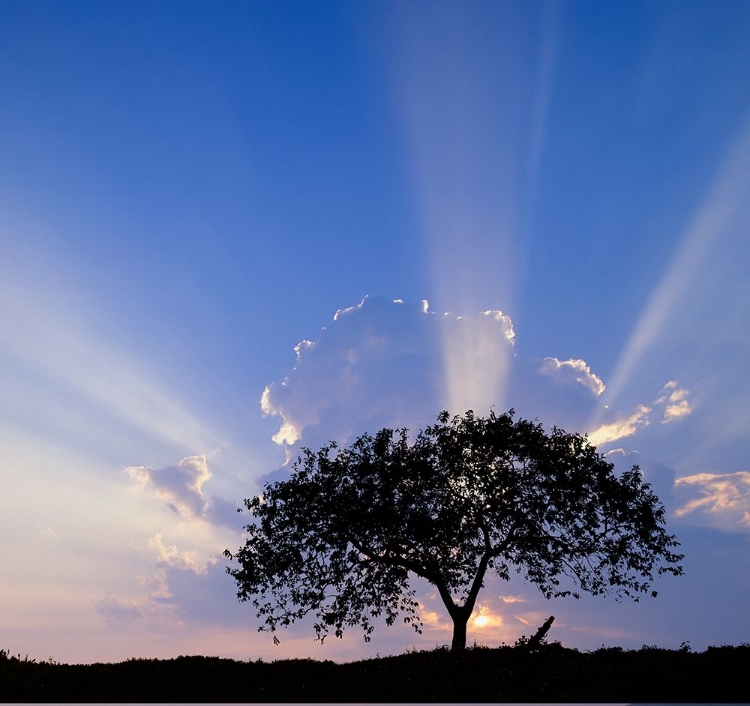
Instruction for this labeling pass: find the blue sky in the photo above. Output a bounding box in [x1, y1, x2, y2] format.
[2, 0, 750, 664]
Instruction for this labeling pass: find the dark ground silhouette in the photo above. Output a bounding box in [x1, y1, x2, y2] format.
[1, 643, 748, 702]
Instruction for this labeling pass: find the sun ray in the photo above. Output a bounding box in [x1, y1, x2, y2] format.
[593, 113, 750, 425]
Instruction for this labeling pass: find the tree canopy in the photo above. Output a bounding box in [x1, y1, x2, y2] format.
[226, 410, 683, 651]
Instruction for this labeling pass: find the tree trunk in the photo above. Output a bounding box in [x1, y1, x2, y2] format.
[450, 613, 470, 651]
[527, 615, 555, 649]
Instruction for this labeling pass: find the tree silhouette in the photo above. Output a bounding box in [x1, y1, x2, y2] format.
[226, 410, 683, 651]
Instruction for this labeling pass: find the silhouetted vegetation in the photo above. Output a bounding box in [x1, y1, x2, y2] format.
[3, 643, 748, 702]
[227, 410, 683, 651]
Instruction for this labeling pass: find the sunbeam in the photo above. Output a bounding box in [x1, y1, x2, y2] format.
[523, 0, 561, 221]
[0, 246, 225, 459]
[440, 309, 515, 415]
[593, 113, 750, 424]
[385, 2, 540, 412]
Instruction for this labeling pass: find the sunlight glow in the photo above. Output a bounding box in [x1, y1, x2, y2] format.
[440, 310, 515, 416]
[471, 606, 503, 630]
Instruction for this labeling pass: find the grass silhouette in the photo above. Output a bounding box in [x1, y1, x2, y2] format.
[1, 643, 748, 701]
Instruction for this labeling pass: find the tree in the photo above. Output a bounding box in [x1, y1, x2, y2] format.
[226, 410, 683, 651]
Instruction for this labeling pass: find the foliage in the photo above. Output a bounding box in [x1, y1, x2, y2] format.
[226, 410, 683, 650]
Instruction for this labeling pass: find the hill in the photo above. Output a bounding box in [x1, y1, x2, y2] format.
[1, 643, 748, 702]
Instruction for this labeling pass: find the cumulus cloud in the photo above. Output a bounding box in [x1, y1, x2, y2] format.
[261, 296, 452, 451]
[587, 404, 651, 447]
[148, 534, 204, 574]
[125, 456, 241, 529]
[416, 604, 452, 631]
[260, 295, 608, 455]
[260, 296, 696, 483]
[97, 546, 251, 631]
[586, 380, 693, 448]
[108, 456, 249, 634]
[655, 380, 692, 423]
[132, 554, 253, 628]
[440, 309, 516, 415]
[675, 471, 750, 530]
[126, 455, 211, 516]
[539, 357, 605, 396]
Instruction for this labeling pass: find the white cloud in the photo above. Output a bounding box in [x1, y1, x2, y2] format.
[441, 309, 516, 416]
[586, 380, 692, 449]
[539, 357, 605, 396]
[148, 534, 204, 574]
[126, 455, 211, 517]
[655, 380, 693, 423]
[125, 456, 241, 529]
[499, 595, 527, 604]
[675, 471, 750, 530]
[260, 296, 448, 451]
[587, 404, 651, 447]
[261, 295, 641, 455]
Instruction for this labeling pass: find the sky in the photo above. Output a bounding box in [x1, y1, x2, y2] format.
[1, 0, 750, 666]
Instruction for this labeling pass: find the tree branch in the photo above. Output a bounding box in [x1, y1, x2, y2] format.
[350, 538, 438, 585]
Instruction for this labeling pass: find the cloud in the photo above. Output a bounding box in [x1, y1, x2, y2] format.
[125, 456, 241, 529]
[440, 309, 516, 417]
[586, 380, 692, 448]
[471, 604, 504, 629]
[97, 547, 250, 632]
[127, 455, 211, 516]
[261, 295, 671, 458]
[95, 593, 143, 623]
[655, 380, 692, 423]
[261, 296, 451, 452]
[675, 471, 750, 530]
[416, 605, 452, 632]
[156, 555, 257, 628]
[137, 570, 173, 600]
[148, 534, 204, 574]
[539, 357, 605, 396]
[513, 611, 553, 629]
[499, 595, 527, 604]
[587, 404, 651, 447]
